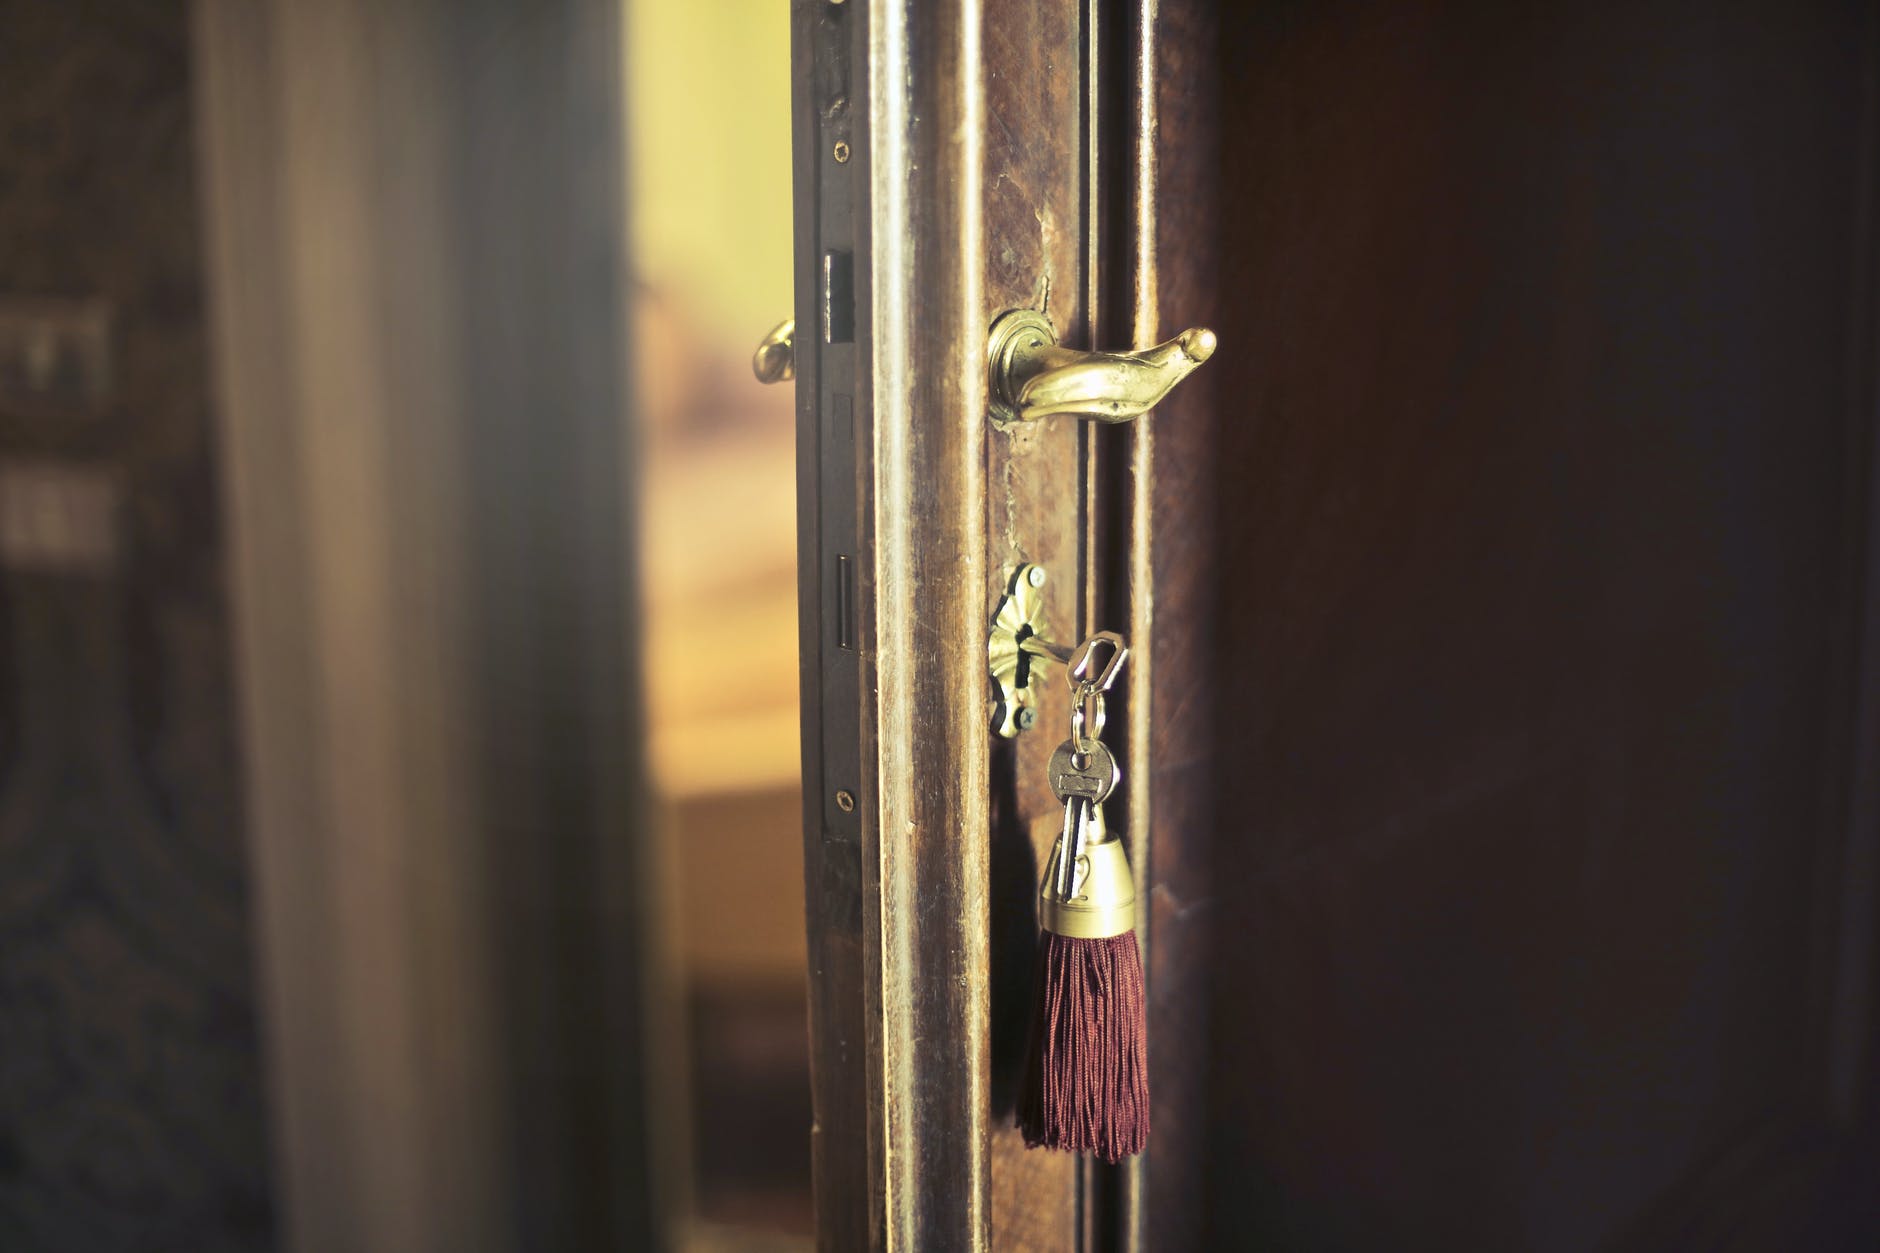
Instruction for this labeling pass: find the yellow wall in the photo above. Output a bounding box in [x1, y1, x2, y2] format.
[626, 1, 794, 351]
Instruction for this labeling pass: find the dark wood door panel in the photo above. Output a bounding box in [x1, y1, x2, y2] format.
[983, 5, 1090, 1251]
[1144, 1, 1880, 1247]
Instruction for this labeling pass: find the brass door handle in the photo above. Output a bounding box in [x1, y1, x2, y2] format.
[987, 309, 1215, 426]
[752, 318, 796, 383]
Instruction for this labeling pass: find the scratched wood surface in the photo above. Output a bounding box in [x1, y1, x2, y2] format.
[983, 3, 1090, 1251]
[1125, 1, 1222, 1248]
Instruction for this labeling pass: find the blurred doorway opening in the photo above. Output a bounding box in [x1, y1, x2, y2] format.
[627, 3, 811, 1250]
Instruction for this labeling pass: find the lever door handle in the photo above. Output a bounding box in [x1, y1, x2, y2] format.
[752, 317, 796, 384]
[987, 308, 1215, 426]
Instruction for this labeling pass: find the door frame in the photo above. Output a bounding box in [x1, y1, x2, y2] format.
[791, 0, 992, 1246]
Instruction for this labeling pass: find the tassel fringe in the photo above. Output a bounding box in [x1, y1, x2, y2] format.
[1017, 931, 1149, 1162]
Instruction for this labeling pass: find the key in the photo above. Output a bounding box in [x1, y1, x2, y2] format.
[1052, 795, 1086, 899]
[1048, 738, 1119, 807]
[1047, 739, 1117, 901]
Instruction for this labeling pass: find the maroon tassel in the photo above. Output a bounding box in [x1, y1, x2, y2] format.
[1018, 931, 1150, 1162]
[1019, 629, 1147, 1159]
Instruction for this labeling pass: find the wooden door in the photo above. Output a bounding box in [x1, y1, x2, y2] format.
[1140, 0, 1880, 1249]
[787, 1, 1119, 1249]
[794, 1, 1880, 1250]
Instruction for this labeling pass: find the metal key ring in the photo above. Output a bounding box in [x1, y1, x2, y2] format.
[1066, 631, 1129, 695]
[1065, 631, 1127, 765]
[1069, 692, 1106, 756]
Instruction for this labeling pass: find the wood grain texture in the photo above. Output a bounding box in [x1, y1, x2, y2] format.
[983, 3, 1089, 1251]
[1136, 0, 1880, 1248]
[1122, 0, 1223, 1247]
[857, 0, 992, 1247]
[800, 2, 1097, 1245]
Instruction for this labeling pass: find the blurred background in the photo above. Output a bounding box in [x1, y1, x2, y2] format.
[0, 0, 808, 1250]
[10, 1, 1880, 1250]
[626, 2, 810, 1248]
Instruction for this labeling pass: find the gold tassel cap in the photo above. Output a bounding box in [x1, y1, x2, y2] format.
[1038, 804, 1137, 939]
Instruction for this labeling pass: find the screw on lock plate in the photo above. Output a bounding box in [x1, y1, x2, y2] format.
[987, 563, 1072, 738]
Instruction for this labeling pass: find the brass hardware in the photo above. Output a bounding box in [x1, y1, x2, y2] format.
[1068, 632, 1128, 703]
[835, 789, 856, 813]
[985, 308, 1217, 427]
[987, 562, 1073, 738]
[1040, 632, 1135, 938]
[752, 318, 796, 383]
[833, 140, 851, 164]
[1039, 801, 1137, 939]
